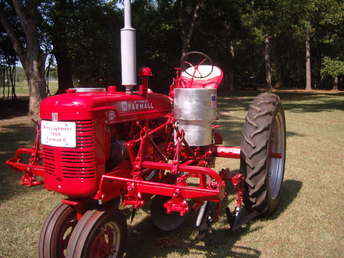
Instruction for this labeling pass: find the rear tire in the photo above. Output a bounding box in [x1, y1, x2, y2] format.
[39, 203, 77, 258]
[66, 209, 127, 258]
[240, 93, 286, 215]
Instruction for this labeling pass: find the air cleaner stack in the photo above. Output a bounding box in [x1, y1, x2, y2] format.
[121, 0, 137, 91]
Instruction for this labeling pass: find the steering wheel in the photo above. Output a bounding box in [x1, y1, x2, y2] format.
[180, 51, 214, 79]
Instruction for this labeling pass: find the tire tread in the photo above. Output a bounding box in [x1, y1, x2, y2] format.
[240, 92, 285, 215]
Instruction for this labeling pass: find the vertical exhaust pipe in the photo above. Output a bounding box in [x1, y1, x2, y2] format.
[121, 0, 137, 92]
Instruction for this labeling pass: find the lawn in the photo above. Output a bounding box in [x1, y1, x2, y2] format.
[0, 90, 343, 257]
[14, 80, 58, 96]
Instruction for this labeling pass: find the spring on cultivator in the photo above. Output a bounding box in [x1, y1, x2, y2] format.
[6, 1, 286, 257]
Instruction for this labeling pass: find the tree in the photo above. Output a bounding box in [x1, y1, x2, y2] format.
[0, 0, 47, 117]
[290, 0, 344, 90]
[1, 23, 17, 100]
[49, 0, 74, 93]
[2, 0, 342, 104]
[194, 0, 246, 92]
[239, 0, 286, 89]
[315, 0, 344, 89]
[61, 0, 121, 87]
[321, 57, 344, 90]
[176, 0, 204, 55]
[305, 22, 312, 90]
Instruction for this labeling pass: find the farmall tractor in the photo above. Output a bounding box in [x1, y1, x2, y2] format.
[6, 1, 286, 257]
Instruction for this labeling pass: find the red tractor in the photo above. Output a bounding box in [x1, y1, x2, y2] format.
[6, 1, 286, 257]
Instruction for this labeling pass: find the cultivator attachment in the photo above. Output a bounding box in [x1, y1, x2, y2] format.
[6, 147, 44, 186]
[5, 1, 286, 256]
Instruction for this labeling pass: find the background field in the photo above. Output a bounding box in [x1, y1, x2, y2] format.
[0, 91, 343, 257]
[14, 80, 59, 96]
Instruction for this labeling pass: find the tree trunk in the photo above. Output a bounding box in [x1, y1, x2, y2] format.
[333, 76, 339, 91]
[0, 1, 47, 117]
[21, 48, 47, 118]
[305, 29, 312, 90]
[9, 65, 17, 100]
[55, 50, 73, 94]
[23, 59, 47, 118]
[227, 43, 235, 92]
[179, 0, 204, 55]
[265, 36, 272, 89]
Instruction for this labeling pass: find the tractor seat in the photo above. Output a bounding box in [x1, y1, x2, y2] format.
[179, 65, 223, 89]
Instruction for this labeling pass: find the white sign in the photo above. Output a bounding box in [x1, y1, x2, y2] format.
[41, 121, 76, 148]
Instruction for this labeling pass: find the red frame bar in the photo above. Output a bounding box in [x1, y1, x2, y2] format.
[102, 175, 224, 200]
[5, 148, 44, 177]
[141, 161, 223, 182]
[100, 161, 226, 203]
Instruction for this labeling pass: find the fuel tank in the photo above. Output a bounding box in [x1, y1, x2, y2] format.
[39, 88, 171, 198]
[174, 88, 217, 146]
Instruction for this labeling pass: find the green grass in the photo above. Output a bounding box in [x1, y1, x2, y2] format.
[1, 91, 344, 257]
[15, 80, 58, 96]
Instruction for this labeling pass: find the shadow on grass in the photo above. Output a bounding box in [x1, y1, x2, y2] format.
[282, 98, 344, 113]
[0, 97, 28, 119]
[125, 179, 302, 257]
[197, 226, 262, 258]
[0, 123, 36, 202]
[126, 213, 262, 258]
[271, 179, 303, 219]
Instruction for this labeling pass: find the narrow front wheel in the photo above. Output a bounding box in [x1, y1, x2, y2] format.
[67, 209, 127, 258]
[39, 203, 77, 258]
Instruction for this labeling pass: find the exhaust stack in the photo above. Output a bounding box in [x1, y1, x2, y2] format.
[121, 0, 137, 91]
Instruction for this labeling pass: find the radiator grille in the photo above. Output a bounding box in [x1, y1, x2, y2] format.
[42, 120, 97, 180]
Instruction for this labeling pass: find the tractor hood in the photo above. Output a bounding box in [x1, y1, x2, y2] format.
[40, 89, 172, 122]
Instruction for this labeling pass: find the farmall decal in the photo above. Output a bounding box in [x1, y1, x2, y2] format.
[118, 100, 154, 113]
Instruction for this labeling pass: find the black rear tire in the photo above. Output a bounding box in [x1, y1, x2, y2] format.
[66, 209, 127, 258]
[39, 203, 77, 258]
[240, 93, 286, 215]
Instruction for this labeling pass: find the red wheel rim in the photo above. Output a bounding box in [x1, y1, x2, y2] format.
[88, 221, 121, 258]
[58, 212, 77, 258]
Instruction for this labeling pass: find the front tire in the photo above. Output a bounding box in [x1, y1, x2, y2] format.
[39, 203, 77, 258]
[67, 209, 127, 258]
[240, 93, 286, 215]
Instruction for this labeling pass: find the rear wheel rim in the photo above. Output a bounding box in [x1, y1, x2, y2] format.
[268, 111, 285, 199]
[88, 221, 121, 258]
